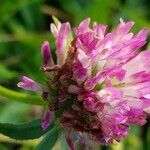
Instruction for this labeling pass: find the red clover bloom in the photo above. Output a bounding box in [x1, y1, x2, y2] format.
[18, 18, 150, 148]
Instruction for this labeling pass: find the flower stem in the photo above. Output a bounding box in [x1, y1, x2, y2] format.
[0, 86, 46, 106]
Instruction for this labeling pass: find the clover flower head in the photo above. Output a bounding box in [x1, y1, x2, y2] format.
[18, 17, 150, 148]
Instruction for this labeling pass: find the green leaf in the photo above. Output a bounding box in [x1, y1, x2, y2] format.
[0, 64, 17, 82]
[61, 134, 69, 150]
[0, 102, 30, 124]
[0, 0, 41, 26]
[36, 126, 62, 150]
[0, 143, 7, 150]
[0, 119, 54, 140]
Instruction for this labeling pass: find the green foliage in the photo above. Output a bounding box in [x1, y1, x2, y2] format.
[0, 86, 46, 106]
[0, 119, 54, 140]
[0, 102, 30, 124]
[0, 0, 41, 26]
[61, 134, 69, 150]
[35, 126, 62, 150]
[0, 65, 17, 82]
[0, 144, 7, 150]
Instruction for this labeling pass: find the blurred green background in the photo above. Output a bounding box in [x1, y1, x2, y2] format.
[0, 0, 150, 149]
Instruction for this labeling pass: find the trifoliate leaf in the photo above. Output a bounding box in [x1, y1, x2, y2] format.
[0, 119, 54, 140]
[36, 126, 62, 150]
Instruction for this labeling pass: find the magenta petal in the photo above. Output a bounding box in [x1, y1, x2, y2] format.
[124, 50, 150, 75]
[56, 22, 71, 65]
[93, 23, 107, 39]
[98, 87, 122, 103]
[75, 18, 90, 36]
[135, 28, 149, 41]
[115, 19, 134, 35]
[56, 22, 71, 54]
[41, 110, 52, 130]
[73, 61, 88, 85]
[65, 134, 75, 150]
[84, 97, 95, 108]
[84, 72, 102, 90]
[17, 76, 41, 91]
[127, 108, 146, 125]
[41, 41, 54, 66]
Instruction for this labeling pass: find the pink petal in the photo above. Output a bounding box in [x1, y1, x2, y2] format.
[65, 134, 75, 150]
[17, 76, 41, 91]
[73, 61, 88, 85]
[75, 18, 90, 36]
[93, 23, 107, 39]
[124, 50, 150, 75]
[77, 49, 90, 68]
[41, 110, 52, 130]
[84, 73, 101, 90]
[97, 87, 123, 103]
[56, 22, 71, 65]
[41, 41, 54, 66]
[115, 19, 134, 36]
[56, 22, 71, 54]
[126, 108, 146, 125]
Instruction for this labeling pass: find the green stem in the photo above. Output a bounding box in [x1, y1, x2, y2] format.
[0, 86, 46, 106]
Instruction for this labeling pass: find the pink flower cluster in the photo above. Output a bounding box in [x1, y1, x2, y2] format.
[18, 18, 150, 146]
